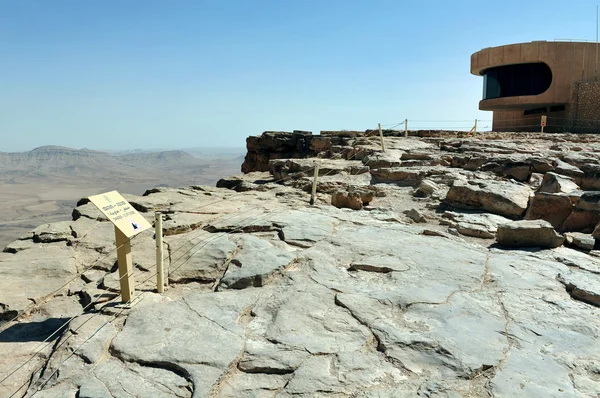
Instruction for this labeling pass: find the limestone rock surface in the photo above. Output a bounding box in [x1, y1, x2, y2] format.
[445, 179, 531, 219]
[3, 131, 600, 398]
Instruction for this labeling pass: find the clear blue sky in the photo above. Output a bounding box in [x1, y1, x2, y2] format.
[1, 0, 599, 151]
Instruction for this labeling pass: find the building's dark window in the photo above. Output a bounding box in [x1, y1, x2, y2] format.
[524, 107, 547, 115]
[482, 63, 552, 100]
[549, 104, 566, 112]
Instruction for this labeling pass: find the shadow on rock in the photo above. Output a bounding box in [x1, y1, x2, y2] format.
[0, 317, 70, 343]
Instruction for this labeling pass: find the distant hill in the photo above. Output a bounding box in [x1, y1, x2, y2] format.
[116, 150, 202, 168]
[0, 146, 246, 184]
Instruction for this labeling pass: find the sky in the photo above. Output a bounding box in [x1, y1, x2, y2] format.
[2, 0, 600, 151]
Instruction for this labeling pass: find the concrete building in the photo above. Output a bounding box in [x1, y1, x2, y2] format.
[471, 41, 600, 132]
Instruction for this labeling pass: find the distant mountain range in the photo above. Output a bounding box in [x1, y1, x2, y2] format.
[0, 145, 245, 184]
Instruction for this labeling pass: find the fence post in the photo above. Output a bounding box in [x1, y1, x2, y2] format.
[474, 119, 478, 136]
[155, 212, 164, 293]
[404, 119, 408, 138]
[378, 123, 386, 151]
[310, 163, 320, 205]
[114, 226, 134, 303]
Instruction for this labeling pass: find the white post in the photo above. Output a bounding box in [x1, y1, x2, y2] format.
[378, 123, 386, 151]
[404, 119, 408, 138]
[310, 163, 319, 205]
[474, 119, 478, 136]
[155, 212, 164, 293]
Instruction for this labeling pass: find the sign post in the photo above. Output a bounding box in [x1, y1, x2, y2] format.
[89, 191, 151, 303]
[541, 115, 547, 133]
[114, 226, 135, 302]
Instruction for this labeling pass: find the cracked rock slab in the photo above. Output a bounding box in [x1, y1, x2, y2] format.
[268, 210, 336, 247]
[165, 230, 237, 284]
[111, 291, 260, 396]
[219, 235, 296, 289]
[0, 245, 79, 319]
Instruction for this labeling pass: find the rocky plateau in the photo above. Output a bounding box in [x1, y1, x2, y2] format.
[1, 129, 600, 397]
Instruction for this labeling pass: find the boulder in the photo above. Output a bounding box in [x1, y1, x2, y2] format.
[538, 172, 579, 194]
[463, 156, 487, 171]
[524, 192, 573, 230]
[404, 208, 427, 223]
[528, 173, 544, 189]
[445, 179, 531, 219]
[496, 220, 565, 248]
[564, 232, 595, 251]
[331, 191, 363, 210]
[561, 192, 600, 232]
[413, 179, 439, 198]
[527, 157, 555, 174]
[553, 159, 584, 184]
[581, 164, 600, 190]
[501, 161, 531, 181]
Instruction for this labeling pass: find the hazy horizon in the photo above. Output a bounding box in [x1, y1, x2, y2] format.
[0, 144, 247, 153]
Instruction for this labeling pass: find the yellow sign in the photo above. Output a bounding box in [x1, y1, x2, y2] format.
[89, 191, 151, 238]
[541, 115, 547, 127]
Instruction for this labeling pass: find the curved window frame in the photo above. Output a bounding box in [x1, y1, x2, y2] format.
[482, 62, 552, 100]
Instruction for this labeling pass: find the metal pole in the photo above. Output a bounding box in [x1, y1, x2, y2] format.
[596, 5, 598, 80]
[404, 119, 408, 138]
[155, 212, 164, 293]
[310, 163, 319, 205]
[378, 123, 385, 151]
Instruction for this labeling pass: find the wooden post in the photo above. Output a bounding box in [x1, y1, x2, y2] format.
[114, 226, 134, 303]
[404, 119, 408, 138]
[310, 163, 319, 205]
[155, 212, 164, 293]
[378, 123, 385, 151]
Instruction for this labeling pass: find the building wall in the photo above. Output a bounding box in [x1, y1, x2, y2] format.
[472, 42, 600, 109]
[492, 109, 568, 133]
[568, 82, 600, 132]
[471, 41, 600, 132]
